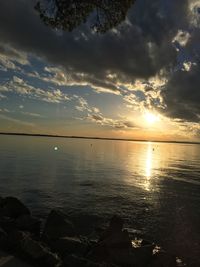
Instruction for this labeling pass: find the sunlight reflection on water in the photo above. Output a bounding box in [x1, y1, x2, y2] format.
[0, 135, 200, 265]
[144, 142, 152, 191]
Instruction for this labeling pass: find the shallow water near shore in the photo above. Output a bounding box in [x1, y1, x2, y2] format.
[0, 135, 200, 265]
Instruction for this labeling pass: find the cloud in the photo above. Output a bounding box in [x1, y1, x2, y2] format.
[1, 76, 70, 103]
[0, 114, 35, 127]
[0, 0, 199, 125]
[30, 66, 121, 95]
[160, 64, 200, 122]
[0, 0, 179, 90]
[172, 30, 191, 48]
[21, 111, 45, 118]
[0, 93, 7, 99]
[73, 95, 100, 114]
[73, 95, 137, 130]
[0, 108, 10, 112]
[87, 113, 137, 130]
[0, 43, 29, 71]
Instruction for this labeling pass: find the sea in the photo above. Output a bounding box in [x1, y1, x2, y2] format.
[0, 134, 200, 265]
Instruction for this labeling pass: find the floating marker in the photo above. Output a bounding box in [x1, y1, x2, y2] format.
[54, 146, 58, 151]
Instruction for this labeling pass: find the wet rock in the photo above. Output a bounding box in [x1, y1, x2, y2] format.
[43, 210, 76, 241]
[16, 214, 41, 235]
[99, 216, 131, 249]
[7, 230, 28, 251]
[87, 216, 132, 264]
[103, 230, 132, 249]
[53, 236, 88, 257]
[87, 243, 110, 263]
[0, 215, 16, 233]
[20, 234, 61, 266]
[1, 197, 30, 219]
[0, 196, 3, 206]
[0, 227, 7, 247]
[132, 244, 154, 266]
[151, 251, 176, 267]
[63, 254, 103, 267]
[0, 250, 33, 267]
[63, 254, 87, 267]
[97, 244, 154, 267]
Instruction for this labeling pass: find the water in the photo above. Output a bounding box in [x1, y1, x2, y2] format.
[0, 135, 200, 265]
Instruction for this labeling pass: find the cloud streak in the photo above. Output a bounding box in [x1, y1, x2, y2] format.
[1, 76, 70, 103]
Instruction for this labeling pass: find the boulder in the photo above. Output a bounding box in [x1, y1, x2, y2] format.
[43, 210, 76, 241]
[16, 214, 41, 235]
[98, 215, 132, 250]
[6, 230, 28, 251]
[1, 197, 30, 219]
[87, 243, 110, 263]
[0, 227, 7, 247]
[151, 251, 176, 267]
[102, 245, 154, 267]
[63, 254, 102, 267]
[87, 217, 132, 264]
[0, 216, 16, 233]
[131, 244, 154, 266]
[63, 254, 87, 267]
[0, 196, 3, 207]
[0, 250, 33, 267]
[53, 236, 88, 257]
[20, 234, 61, 266]
[102, 230, 132, 249]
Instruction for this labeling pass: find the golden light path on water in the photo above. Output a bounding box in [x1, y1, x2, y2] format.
[144, 142, 153, 191]
[123, 141, 161, 192]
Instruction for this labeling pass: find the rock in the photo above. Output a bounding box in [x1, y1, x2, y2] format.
[16, 214, 41, 235]
[102, 244, 154, 267]
[98, 215, 131, 249]
[151, 251, 176, 267]
[0, 196, 3, 206]
[87, 243, 110, 263]
[7, 230, 28, 251]
[20, 234, 61, 266]
[43, 210, 76, 241]
[1, 197, 30, 219]
[103, 230, 132, 249]
[0, 250, 33, 267]
[53, 236, 88, 257]
[63, 254, 87, 267]
[87, 216, 132, 264]
[0, 227, 7, 247]
[99, 216, 124, 241]
[131, 244, 154, 266]
[0, 215, 16, 233]
[63, 254, 102, 267]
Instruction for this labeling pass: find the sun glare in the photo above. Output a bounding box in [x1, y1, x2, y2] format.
[144, 112, 159, 124]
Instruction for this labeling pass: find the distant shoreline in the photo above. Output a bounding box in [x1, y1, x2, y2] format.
[0, 132, 200, 145]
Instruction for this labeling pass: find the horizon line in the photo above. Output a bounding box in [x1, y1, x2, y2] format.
[0, 132, 200, 145]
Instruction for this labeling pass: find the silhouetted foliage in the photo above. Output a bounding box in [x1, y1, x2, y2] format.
[35, 0, 135, 33]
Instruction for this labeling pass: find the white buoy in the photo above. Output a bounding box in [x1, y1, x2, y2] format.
[54, 146, 58, 151]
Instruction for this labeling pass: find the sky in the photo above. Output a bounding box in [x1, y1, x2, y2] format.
[0, 0, 200, 142]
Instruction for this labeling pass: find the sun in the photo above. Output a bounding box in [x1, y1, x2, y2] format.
[144, 112, 159, 124]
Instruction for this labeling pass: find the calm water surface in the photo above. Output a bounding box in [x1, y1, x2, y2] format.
[0, 135, 200, 265]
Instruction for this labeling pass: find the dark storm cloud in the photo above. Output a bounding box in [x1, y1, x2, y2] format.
[160, 65, 200, 122]
[0, 0, 199, 123]
[0, 0, 178, 81]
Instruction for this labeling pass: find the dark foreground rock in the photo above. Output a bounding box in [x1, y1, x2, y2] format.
[16, 214, 41, 236]
[0, 250, 32, 267]
[0, 196, 187, 267]
[0, 197, 30, 219]
[43, 209, 76, 241]
[52, 236, 88, 256]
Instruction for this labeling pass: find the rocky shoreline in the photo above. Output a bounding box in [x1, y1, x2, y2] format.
[0, 196, 185, 267]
